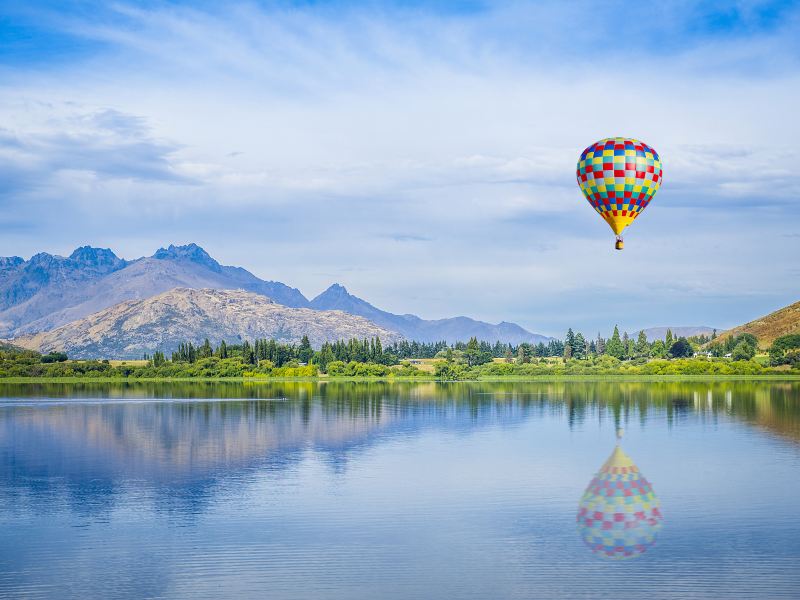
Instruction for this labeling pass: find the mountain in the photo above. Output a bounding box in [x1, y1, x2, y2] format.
[0, 244, 308, 336]
[0, 243, 551, 343]
[642, 326, 717, 341]
[713, 300, 800, 348]
[0, 246, 128, 333]
[13, 288, 402, 359]
[310, 284, 550, 344]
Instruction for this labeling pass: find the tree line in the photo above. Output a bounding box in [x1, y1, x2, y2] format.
[3, 326, 798, 379]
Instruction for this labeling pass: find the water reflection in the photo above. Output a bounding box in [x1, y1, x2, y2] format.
[0, 380, 797, 519]
[1, 381, 799, 599]
[577, 431, 663, 560]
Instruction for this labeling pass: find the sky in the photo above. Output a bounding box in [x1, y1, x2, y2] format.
[1, 0, 799, 337]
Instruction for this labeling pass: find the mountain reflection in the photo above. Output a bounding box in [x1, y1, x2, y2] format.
[1, 381, 799, 517]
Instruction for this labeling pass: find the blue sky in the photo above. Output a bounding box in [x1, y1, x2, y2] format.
[1, 0, 799, 336]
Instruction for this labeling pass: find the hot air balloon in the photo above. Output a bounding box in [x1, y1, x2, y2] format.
[576, 433, 663, 560]
[576, 137, 662, 250]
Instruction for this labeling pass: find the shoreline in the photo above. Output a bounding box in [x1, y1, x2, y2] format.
[1, 374, 799, 384]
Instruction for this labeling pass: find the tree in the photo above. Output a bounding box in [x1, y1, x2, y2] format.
[665, 329, 674, 349]
[216, 340, 228, 359]
[463, 337, 483, 367]
[732, 340, 756, 361]
[315, 344, 336, 371]
[563, 343, 572, 362]
[517, 344, 530, 364]
[596, 333, 605, 355]
[572, 332, 586, 359]
[504, 348, 514, 363]
[669, 337, 693, 358]
[606, 325, 624, 359]
[41, 352, 68, 363]
[242, 340, 256, 365]
[649, 339, 667, 358]
[152, 351, 166, 367]
[298, 335, 314, 364]
[635, 330, 649, 357]
[768, 334, 800, 365]
[199, 338, 213, 359]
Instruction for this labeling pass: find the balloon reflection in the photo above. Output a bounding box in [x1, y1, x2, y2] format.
[577, 431, 663, 560]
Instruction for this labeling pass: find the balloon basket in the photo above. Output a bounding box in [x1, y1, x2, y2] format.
[615, 238, 624, 250]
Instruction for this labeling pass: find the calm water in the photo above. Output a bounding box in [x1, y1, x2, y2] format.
[1, 381, 799, 599]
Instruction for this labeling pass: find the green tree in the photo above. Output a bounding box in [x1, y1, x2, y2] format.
[669, 337, 693, 358]
[768, 334, 800, 365]
[517, 344, 530, 364]
[242, 340, 255, 365]
[732, 340, 756, 361]
[445, 347, 455, 363]
[596, 333, 605, 355]
[573, 332, 586, 359]
[649, 339, 666, 358]
[565, 328, 576, 353]
[634, 330, 649, 357]
[152, 351, 166, 367]
[606, 325, 624, 359]
[298, 335, 314, 364]
[463, 337, 483, 367]
[315, 344, 336, 371]
[665, 329, 674, 349]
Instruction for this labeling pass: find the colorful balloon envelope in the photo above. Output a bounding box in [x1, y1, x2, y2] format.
[576, 137, 662, 249]
[576, 444, 663, 560]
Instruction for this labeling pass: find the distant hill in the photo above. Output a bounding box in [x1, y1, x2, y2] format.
[13, 288, 402, 359]
[310, 283, 550, 344]
[713, 300, 800, 348]
[642, 326, 717, 341]
[0, 243, 550, 343]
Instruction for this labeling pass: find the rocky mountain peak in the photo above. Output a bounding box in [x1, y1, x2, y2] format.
[69, 246, 125, 270]
[152, 243, 220, 271]
[319, 283, 350, 298]
[0, 256, 24, 271]
[27, 252, 58, 267]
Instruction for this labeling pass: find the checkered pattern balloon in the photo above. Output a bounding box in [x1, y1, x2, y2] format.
[576, 137, 662, 236]
[577, 445, 663, 560]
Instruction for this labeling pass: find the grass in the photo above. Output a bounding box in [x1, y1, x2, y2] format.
[106, 360, 149, 367]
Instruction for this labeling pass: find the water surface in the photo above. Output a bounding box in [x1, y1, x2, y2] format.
[1, 381, 799, 599]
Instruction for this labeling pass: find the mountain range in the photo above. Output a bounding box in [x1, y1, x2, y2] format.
[0, 243, 551, 346]
[309, 283, 548, 344]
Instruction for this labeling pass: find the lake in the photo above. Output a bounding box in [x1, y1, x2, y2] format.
[1, 381, 799, 599]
